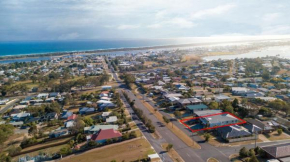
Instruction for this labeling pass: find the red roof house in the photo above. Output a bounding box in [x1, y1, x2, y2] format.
[91, 129, 122, 143]
[67, 114, 77, 121]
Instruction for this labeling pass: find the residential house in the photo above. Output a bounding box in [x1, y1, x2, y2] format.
[84, 125, 119, 134]
[49, 128, 69, 138]
[260, 143, 290, 161]
[186, 104, 208, 113]
[12, 112, 31, 121]
[217, 125, 256, 142]
[101, 86, 112, 90]
[9, 121, 24, 127]
[199, 112, 239, 127]
[106, 116, 117, 123]
[246, 119, 274, 133]
[215, 94, 232, 102]
[89, 128, 122, 144]
[61, 111, 73, 119]
[79, 107, 95, 115]
[177, 98, 202, 108]
[101, 112, 111, 119]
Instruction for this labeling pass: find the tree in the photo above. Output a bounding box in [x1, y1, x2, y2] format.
[232, 98, 239, 108]
[204, 133, 210, 142]
[174, 111, 182, 119]
[166, 144, 173, 152]
[0, 124, 14, 145]
[59, 146, 72, 155]
[208, 102, 219, 109]
[239, 147, 248, 158]
[241, 98, 248, 107]
[262, 69, 270, 81]
[163, 116, 170, 125]
[83, 116, 94, 126]
[69, 117, 85, 134]
[248, 154, 259, 162]
[224, 105, 234, 114]
[0, 152, 11, 162]
[271, 66, 280, 75]
[277, 128, 283, 135]
[28, 124, 38, 136]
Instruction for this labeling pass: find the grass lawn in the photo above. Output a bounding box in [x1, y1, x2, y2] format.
[161, 143, 184, 162]
[140, 96, 200, 149]
[207, 157, 219, 162]
[264, 131, 290, 141]
[61, 138, 156, 162]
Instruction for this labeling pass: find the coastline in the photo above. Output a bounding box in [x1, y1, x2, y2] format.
[0, 39, 290, 62]
[0, 39, 288, 61]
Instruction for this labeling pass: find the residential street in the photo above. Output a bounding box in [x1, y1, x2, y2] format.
[111, 68, 290, 162]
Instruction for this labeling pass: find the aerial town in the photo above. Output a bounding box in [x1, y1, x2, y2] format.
[0, 42, 290, 162]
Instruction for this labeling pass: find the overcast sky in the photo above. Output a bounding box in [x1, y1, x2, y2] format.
[1, 0, 290, 41]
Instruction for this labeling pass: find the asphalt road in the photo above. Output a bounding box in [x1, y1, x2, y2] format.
[0, 98, 20, 114]
[118, 89, 173, 162]
[111, 69, 204, 162]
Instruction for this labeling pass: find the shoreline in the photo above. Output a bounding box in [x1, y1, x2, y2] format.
[0, 38, 289, 61]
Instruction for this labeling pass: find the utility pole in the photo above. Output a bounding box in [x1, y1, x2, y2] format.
[255, 131, 257, 148]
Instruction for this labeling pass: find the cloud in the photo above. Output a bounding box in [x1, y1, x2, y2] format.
[117, 24, 140, 30]
[147, 24, 162, 29]
[58, 32, 80, 40]
[190, 4, 236, 19]
[1, 0, 290, 41]
[262, 13, 281, 22]
[168, 18, 195, 28]
[262, 25, 290, 35]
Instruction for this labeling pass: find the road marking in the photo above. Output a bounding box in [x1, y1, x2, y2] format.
[187, 153, 190, 157]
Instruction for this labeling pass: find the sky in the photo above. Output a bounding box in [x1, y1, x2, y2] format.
[1, 0, 290, 41]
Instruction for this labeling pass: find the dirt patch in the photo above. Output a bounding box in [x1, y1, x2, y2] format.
[207, 157, 219, 162]
[61, 138, 156, 162]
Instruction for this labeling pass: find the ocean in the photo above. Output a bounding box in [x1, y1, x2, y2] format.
[0, 39, 183, 56]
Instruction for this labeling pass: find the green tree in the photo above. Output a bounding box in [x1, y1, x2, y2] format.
[0, 124, 14, 145]
[163, 116, 170, 125]
[173, 111, 182, 119]
[166, 144, 173, 152]
[0, 152, 11, 162]
[248, 154, 259, 162]
[208, 102, 219, 109]
[28, 124, 38, 136]
[277, 128, 283, 135]
[232, 98, 239, 108]
[83, 116, 94, 126]
[239, 147, 248, 158]
[59, 146, 72, 155]
[204, 133, 210, 142]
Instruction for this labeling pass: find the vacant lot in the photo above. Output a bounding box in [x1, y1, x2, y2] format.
[61, 138, 156, 162]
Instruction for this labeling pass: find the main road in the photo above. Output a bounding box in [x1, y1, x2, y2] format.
[111, 68, 206, 162]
